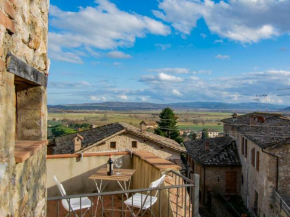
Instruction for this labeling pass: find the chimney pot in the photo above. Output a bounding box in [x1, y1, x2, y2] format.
[140, 121, 147, 132]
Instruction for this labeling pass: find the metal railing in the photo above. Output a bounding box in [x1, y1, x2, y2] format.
[274, 191, 290, 216]
[47, 170, 196, 217]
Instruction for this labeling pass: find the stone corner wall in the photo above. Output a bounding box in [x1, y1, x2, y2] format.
[0, 0, 49, 216]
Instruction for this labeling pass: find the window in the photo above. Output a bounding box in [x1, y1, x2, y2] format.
[244, 139, 248, 158]
[241, 175, 244, 185]
[251, 148, 255, 167]
[241, 136, 248, 157]
[132, 141, 137, 148]
[110, 142, 116, 149]
[256, 151, 260, 171]
[241, 137, 244, 155]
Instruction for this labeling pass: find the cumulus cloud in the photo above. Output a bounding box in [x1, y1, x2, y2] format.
[137, 70, 290, 104]
[49, 0, 170, 63]
[107, 51, 132, 59]
[148, 68, 189, 74]
[90, 96, 106, 101]
[172, 89, 182, 96]
[140, 73, 184, 83]
[120, 95, 128, 100]
[49, 70, 290, 105]
[216, 54, 230, 59]
[153, 0, 290, 43]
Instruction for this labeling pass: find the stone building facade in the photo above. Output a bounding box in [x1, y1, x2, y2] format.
[185, 136, 241, 204]
[0, 0, 49, 216]
[52, 122, 186, 161]
[222, 112, 290, 217]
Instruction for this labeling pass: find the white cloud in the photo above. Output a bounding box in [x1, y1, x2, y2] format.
[216, 54, 230, 59]
[200, 33, 207, 39]
[49, 0, 170, 63]
[154, 0, 290, 43]
[90, 96, 106, 101]
[137, 70, 290, 104]
[107, 51, 132, 59]
[148, 68, 189, 74]
[172, 89, 182, 96]
[140, 73, 184, 83]
[155, 43, 171, 50]
[214, 39, 224, 44]
[120, 95, 128, 100]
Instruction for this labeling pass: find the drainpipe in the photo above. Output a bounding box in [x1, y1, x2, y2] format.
[262, 149, 279, 191]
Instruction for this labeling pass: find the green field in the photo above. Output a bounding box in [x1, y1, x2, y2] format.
[48, 110, 231, 133]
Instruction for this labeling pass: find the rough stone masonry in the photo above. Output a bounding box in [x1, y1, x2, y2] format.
[0, 0, 49, 216]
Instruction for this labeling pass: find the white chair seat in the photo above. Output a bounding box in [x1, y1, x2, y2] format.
[124, 193, 157, 210]
[62, 197, 92, 211]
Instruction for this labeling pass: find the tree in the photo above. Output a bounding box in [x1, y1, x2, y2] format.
[201, 128, 209, 140]
[154, 107, 183, 143]
[52, 125, 77, 137]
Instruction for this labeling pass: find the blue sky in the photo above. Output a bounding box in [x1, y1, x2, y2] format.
[48, 0, 290, 105]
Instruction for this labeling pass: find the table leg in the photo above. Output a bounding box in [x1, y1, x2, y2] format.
[116, 177, 132, 199]
[94, 179, 109, 217]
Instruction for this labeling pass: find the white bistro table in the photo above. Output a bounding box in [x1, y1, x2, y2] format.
[89, 168, 135, 215]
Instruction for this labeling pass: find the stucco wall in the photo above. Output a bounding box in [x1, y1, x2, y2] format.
[47, 153, 132, 197]
[0, 0, 48, 216]
[86, 132, 181, 160]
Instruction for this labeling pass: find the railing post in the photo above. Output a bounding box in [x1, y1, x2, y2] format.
[192, 174, 200, 217]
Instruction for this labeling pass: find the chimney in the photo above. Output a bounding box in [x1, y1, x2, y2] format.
[139, 121, 147, 132]
[205, 141, 210, 151]
[72, 134, 84, 152]
[250, 115, 258, 126]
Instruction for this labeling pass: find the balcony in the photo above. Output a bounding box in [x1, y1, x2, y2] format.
[46, 151, 199, 217]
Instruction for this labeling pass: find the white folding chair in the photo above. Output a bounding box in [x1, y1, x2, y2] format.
[53, 175, 92, 217]
[124, 174, 166, 217]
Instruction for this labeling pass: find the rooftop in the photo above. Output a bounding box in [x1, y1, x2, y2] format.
[53, 122, 186, 154]
[222, 112, 290, 149]
[184, 136, 241, 167]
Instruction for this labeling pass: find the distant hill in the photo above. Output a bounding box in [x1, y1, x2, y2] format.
[283, 106, 290, 111]
[48, 101, 287, 111]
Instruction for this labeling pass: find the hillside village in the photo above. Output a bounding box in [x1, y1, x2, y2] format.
[1, 0, 290, 217]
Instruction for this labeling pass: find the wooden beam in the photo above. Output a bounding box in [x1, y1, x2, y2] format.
[7, 52, 47, 87]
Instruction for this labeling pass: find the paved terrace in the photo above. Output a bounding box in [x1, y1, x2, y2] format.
[46, 151, 198, 217]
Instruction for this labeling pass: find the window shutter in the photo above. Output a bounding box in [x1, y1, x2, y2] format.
[251, 148, 255, 167]
[256, 151, 260, 171]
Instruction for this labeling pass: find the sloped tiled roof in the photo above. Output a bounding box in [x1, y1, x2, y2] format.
[184, 137, 241, 166]
[118, 122, 185, 153]
[54, 123, 125, 154]
[53, 122, 185, 154]
[221, 112, 290, 149]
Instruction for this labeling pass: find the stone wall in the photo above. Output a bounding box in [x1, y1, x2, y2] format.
[193, 162, 241, 204]
[0, 0, 49, 216]
[85, 132, 181, 160]
[233, 130, 278, 217]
